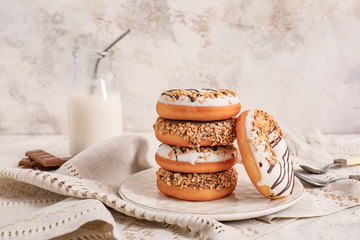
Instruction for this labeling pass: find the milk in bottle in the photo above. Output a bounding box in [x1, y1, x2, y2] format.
[68, 51, 122, 156]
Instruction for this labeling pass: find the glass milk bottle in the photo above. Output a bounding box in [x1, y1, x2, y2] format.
[68, 50, 123, 156]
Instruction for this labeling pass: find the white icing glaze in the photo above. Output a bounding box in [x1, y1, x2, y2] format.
[158, 89, 240, 107]
[157, 144, 235, 165]
[245, 110, 295, 197]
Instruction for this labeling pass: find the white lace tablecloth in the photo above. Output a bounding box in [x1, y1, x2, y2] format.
[0, 131, 360, 240]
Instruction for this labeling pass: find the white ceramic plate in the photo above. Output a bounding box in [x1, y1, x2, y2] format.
[118, 164, 304, 221]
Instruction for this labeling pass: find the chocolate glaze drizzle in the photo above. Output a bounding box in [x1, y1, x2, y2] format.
[270, 136, 281, 148]
[274, 148, 295, 196]
[184, 88, 200, 92]
[267, 145, 295, 197]
[172, 147, 178, 161]
[249, 110, 295, 197]
[201, 88, 217, 91]
[270, 148, 287, 190]
[265, 118, 294, 196]
[267, 164, 275, 174]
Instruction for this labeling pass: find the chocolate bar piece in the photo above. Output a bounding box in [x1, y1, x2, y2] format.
[18, 157, 58, 171]
[18, 157, 38, 167]
[25, 150, 69, 167]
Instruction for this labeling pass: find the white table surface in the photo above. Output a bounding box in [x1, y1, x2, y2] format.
[1, 134, 360, 240]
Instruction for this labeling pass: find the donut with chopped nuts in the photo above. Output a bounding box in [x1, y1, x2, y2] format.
[236, 109, 295, 199]
[155, 144, 238, 173]
[156, 89, 241, 121]
[153, 117, 237, 148]
[156, 167, 238, 201]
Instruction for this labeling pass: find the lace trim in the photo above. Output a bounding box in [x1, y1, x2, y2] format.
[0, 198, 63, 207]
[325, 147, 360, 155]
[0, 168, 227, 238]
[0, 204, 101, 237]
[62, 162, 82, 178]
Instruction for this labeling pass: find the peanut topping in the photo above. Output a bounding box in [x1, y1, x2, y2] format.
[156, 167, 238, 190]
[248, 109, 283, 166]
[161, 88, 237, 103]
[153, 118, 237, 149]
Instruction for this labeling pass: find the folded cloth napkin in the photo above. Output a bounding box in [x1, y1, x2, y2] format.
[56, 133, 153, 190]
[0, 130, 360, 239]
[0, 134, 239, 240]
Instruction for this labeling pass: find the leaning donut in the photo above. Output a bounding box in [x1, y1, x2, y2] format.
[156, 167, 238, 201]
[155, 144, 238, 173]
[153, 118, 237, 148]
[236, 109, 295, 199]
[156, 89, 241, 121]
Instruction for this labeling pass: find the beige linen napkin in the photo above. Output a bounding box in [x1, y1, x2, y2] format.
[0, 131, 360, 239]
[56, 133, 153, 189]
[0, 134, 238, 240]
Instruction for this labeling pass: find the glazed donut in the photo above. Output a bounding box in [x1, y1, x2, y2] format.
[156, 89, 241, 121]
[153, 117, 237, 148]
[155, 144, 238, 173]
[236, 109, 295, 199]
[156, 167, 238, 201]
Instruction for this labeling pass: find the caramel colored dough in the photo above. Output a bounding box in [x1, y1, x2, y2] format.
[156, 102, 241, 121]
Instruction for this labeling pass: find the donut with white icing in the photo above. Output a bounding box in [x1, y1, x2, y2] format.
[153, 117, 237, 148]
[156, 167, 238, 201]
[155, 144, 238, 173]
[156, 89, 241, 121]
[236, 109, 295, 199]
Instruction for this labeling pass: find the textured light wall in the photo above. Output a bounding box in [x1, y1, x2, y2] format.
[1, 0, 360, 134]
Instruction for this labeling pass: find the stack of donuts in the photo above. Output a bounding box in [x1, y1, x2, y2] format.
[153, 89, 241, 201]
